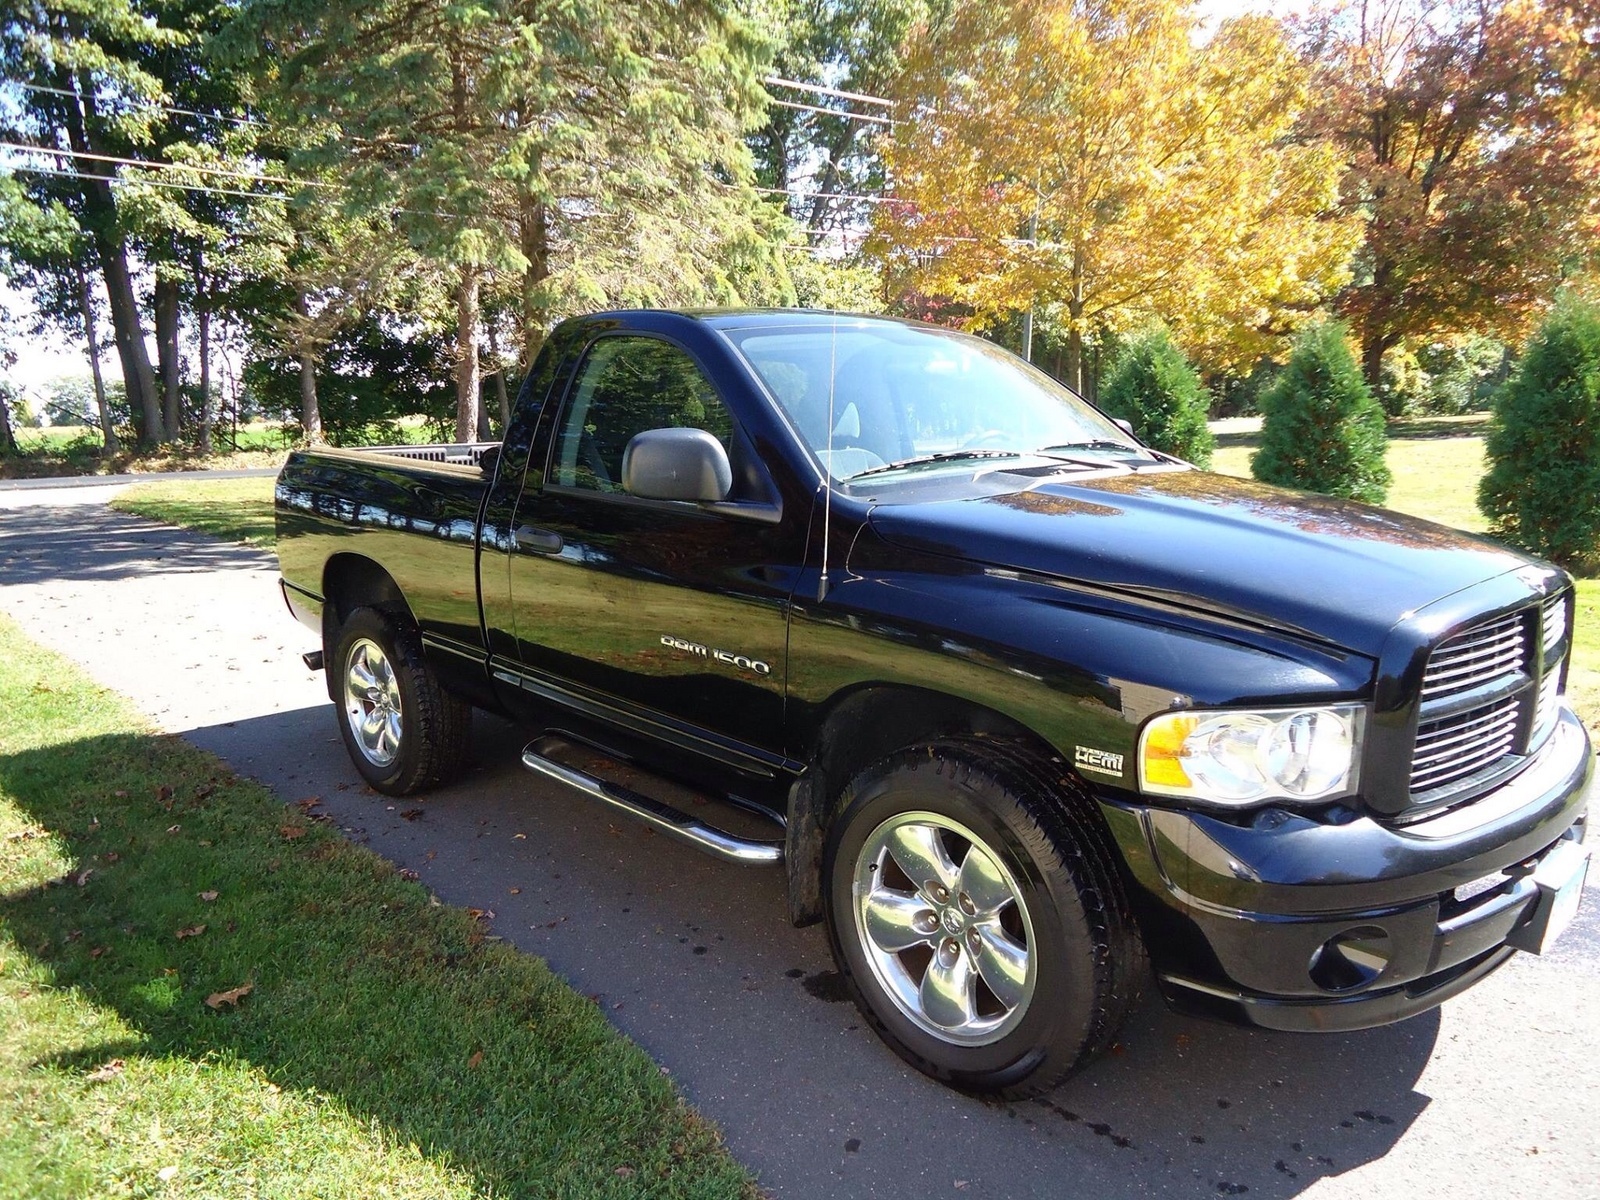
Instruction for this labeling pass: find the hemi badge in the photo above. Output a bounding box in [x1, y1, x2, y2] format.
[1074, 746, 1125, 777]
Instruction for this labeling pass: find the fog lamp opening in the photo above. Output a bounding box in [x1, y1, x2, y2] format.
[1309, 926, 1393, 992]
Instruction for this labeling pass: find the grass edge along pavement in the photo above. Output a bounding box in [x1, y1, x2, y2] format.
[111, 476, 278, 549]
[0, 613, 758, 1199]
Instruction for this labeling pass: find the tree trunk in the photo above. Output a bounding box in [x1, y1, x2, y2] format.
[155, 275, 181, 443]
[197, 257, 212, 456]
[519, 184, 549, 370]
[293, 290, 323, 443]
[455, 267, 481, 445]
[1361, 329, 1389, 391]
[0, 388, 16, 456]
[489, 318, 510, 431]
[76, 265, 120, 455]
[60, 71, 160, 445]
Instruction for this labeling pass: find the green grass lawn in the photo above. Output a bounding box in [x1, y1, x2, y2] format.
[0, 615, 755, 1199]
[113, 477, 278, 549]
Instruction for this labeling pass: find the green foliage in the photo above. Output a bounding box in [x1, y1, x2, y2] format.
[1478, 297, 1600, 568]
[243, 319, 457, 445]
[1099, 328, 1215, 466]
[1253, 321, 1391, 503]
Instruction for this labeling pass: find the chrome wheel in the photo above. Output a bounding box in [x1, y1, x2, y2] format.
[343, 637, 403, 767]
[852, 811, 1036, 1045]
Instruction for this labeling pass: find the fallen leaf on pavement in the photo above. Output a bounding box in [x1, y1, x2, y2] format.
[205, 983, 253, 1009]
[468, 908, 495, 921]
[86, 1059, 125, 1083]
[508, 887, 521, 895]
[398, 868, 419, 882]
[400, 809, 424, 820]
[175, 925, 206, 940]
[293, 796, 322, 811]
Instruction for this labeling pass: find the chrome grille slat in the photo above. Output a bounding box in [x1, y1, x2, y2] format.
[1411, 709, 1522, 766]
[1542, 594, 1567, 654]
[1410, 611, 1533, 797]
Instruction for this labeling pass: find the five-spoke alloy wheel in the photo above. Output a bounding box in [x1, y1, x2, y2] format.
[853, 812, 1036, 1045]
[328, 606, 471, 796]
[824, 739, 1146, 1097]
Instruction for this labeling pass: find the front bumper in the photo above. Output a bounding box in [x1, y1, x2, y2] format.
[1104, 707, 1594, 1032]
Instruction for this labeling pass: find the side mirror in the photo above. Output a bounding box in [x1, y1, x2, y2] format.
[1113, 418, 1135, 437]
[621, 428, 732, 503]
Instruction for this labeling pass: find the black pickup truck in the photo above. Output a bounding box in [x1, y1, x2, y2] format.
[276, 309, 1593, 1096]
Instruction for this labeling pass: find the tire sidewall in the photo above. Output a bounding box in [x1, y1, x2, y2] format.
[823, 748, 1102, 1091]
[330, 607, 427, 794]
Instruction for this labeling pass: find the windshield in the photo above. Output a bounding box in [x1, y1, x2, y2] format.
[722, 320, 1150, 482]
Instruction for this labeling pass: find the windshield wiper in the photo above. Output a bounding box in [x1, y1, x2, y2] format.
[1036, 439, 1144, 454]
[849, 449, 1024, 480]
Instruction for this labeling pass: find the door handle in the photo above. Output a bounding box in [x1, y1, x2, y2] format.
[514, 525, 563, 555]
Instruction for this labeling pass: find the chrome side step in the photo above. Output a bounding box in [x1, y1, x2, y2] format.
[520, 742, 785, 866]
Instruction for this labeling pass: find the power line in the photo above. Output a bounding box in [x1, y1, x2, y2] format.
[751, 184, 896, 206]
[10, 80, 266, 129]
[763, 77, 895, 109]
[5, 160, 292, 204]
[767, 98, 893, 127]
[0, 141, 329, 191]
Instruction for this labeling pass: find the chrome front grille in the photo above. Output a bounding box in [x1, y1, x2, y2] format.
[1411, 694, 1523, 792]
[1419, 612, 1527, 700]
[1410, 610, 1532, 798]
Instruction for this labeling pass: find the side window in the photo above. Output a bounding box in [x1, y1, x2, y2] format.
[551, 336, 734, 493]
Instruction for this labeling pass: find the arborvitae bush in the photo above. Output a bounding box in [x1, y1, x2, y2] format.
[1100, 328, 1214, 467]
[1252, 321, 1391, 504]
[1478, 298, 1600, 569]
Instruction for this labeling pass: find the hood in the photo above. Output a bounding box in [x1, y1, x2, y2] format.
[865, 469, 1532, 654]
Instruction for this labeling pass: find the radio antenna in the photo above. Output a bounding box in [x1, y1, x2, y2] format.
[817, 315, 838, 602]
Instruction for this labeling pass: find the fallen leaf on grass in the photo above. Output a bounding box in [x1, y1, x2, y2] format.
[194, 783, 215, 800]
[205, 983, 253, 1009]
[156, 785, 173, 804]
[467, 1051, 483, 1069]
[614, 1167, 635, 1179]
[166, 824, 181, 835]
[468, 908, 495, 921]
[279, 825, 306, 840]
[86, 1059, 125, 1083]
[198, 891, 218, 902]
[175, 925, 206, 940]
[3, 829, 38, 843]
[113, 790, 128, 798]
[398, 868, 419, 882]
[88, 946, 108, 959]
[73, 868, 93, 887]
[103, 851, 120, 864]
[157, 1166, 178, 1182]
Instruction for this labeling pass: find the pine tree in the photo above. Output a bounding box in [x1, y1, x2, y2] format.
[1478, 298, 1600, 568]
[1253, 321, 1391, 504]
[1099, 328, 1214, 467]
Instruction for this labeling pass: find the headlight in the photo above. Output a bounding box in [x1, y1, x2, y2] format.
[1138, 706, 1362, 806]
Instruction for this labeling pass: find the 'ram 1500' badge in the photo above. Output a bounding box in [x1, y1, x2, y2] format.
[659, 635, 772, 677]
[1074, 746, 1125, 777]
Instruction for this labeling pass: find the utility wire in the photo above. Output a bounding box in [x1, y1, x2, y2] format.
[10, 80, 266, 129]
[768, 98, 893, 127]
[5, 160, 292, 204]
[0, 141, 330, 190]
[763, 76, 895, 109]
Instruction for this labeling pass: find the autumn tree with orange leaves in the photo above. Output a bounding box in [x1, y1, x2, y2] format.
[871, 0, 1361, 390]
[1305, 0, 1600, 386]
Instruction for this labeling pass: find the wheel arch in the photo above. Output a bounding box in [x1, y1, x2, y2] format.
[320, 554, 419, 700]
[784, 682, 1108, 926]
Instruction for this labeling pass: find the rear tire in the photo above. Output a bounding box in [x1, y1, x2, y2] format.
[329, 606, 470, 796]
[822, 738, 1145, 1097]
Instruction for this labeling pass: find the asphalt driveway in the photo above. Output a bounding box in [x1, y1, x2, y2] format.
[1, 485, 1596, 1199]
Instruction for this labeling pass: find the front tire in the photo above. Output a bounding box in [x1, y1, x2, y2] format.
[822, 739, 1145, 1097]
[329, 606, 470, 796]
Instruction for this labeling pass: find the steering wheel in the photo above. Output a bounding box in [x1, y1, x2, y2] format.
[958, 429, 1014, 451]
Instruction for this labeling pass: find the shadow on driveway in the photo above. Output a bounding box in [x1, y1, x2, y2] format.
[0, 505, 274, 586]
